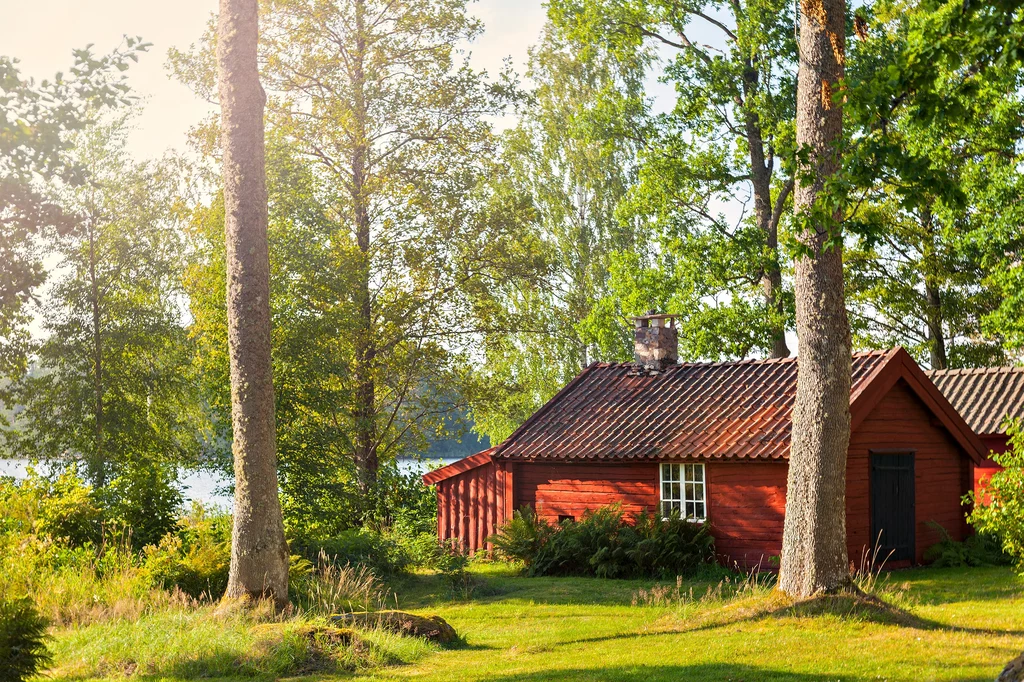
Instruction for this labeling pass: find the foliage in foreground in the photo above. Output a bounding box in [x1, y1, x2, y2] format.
[47, 603, 434, 680]
[969, 421, 1024, 573]
[489, 505, 716, 579]
[0, 597, 52, 682]
[923, 521, 1009, 568]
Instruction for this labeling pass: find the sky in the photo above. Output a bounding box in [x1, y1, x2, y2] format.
[0, 0, 550, 160]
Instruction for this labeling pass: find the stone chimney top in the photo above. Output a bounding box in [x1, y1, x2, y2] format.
[630, 311, 678, 372]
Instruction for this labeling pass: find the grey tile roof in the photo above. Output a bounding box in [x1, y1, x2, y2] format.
[926, 366, 1024, 435]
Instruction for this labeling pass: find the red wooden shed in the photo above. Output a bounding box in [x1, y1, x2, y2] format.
[927, 366, 1024, 496]
[425, 317, 987, 568]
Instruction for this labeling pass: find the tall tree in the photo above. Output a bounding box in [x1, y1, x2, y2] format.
[0, 118, 202, 493]
[175, 0, 516, 498]
[778, 0, 851, 597]
[470, 24, 645, 441]
[217, 0, 289, 606]
[0, 42, 146, 375]
[844, 0, 1024, 369]
[550, 0, 799, 359]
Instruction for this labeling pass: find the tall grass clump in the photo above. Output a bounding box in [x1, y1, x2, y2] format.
[289, 551, 390, 615]
[488, 504, 716, 579]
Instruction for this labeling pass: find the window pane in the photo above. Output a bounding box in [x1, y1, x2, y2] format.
[693, 483, 704, 502]
[685, 482, 695, 501]
[685, 501, 696, 518]
[694, 502, 706, 520]
[694, 464, 705, 484]
[672, 483, 681, 500]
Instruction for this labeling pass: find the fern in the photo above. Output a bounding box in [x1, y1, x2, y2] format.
[0, 598, 53, 682]
[489, 504, 716, 579]
[486, 506, 553, 567]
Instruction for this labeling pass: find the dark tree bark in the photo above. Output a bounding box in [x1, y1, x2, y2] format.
[921, 207, 948, 369]
[218, 0, 289, 607]
[779, 0, 852, 598]
[350, 0, 379, 494]
[742, 61, 792, 359]
[87, 217, 106, 489]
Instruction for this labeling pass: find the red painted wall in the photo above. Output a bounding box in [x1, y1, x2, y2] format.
[974, 434, 1009, 503]
[513, 462, 657, 522]
[435, 459, 511, 554]
[706, 462, 787, 569]
[847, 379, 971, 565]
[435, 379, 974, 566]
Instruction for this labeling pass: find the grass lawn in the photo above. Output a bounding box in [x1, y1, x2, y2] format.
[46, 564, 1024, 682]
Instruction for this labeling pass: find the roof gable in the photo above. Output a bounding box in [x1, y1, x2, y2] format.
[489, 347, 984, 465]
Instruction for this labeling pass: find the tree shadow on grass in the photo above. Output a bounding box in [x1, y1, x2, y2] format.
[477, 663, 884, 682]
[558, 589, 1024, 650]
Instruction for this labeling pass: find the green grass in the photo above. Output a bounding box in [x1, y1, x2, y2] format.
[44, 564, 1024, 682]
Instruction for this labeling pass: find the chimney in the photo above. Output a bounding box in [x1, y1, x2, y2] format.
[631, 311, 678, 371]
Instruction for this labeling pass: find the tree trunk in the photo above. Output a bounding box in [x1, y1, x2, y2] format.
[778, 0, 851, 598]
[739, 33, 790, 359]
[350, 0, 378, 495]
[218, 0, 289, 608]
[88, 218, 106, 489]
[921, 207, 947, 370]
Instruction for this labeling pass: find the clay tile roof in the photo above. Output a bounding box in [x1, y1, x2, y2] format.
[925, 366, 1024, 435]
[492, 350, 894, 462]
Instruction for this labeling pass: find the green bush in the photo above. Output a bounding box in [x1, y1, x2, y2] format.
[0, 597, 52, 682]
[487, 506, 553, 567]
[434, 539, 474, 598]
[282, 460, 437, 541]
[489, 504, 716, 579]
[293, 529, 409, 576]
[102, 461, 183, 550]
[142, 503, 231, 599]
[968, 420, 1024, 573]
[0, 466, 103, 547]
[923, 521, 1010, 568]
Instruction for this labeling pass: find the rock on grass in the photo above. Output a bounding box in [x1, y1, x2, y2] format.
[332, 611, 459, 645]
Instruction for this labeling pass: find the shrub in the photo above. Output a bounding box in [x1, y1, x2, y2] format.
[434, 539, 474, 598]
[142, 503, 231, 599]
[0, 466, 103, 547]
[283, 460, 437, 541]
[293, 529, 409, 576]
[102, 461, 183, 549]
[487, 506, 553, 567]
[968, 420, 1024, 572]
[489, 504, 716, 579]
[0, 598, 53, 682]
[923, 521, 1010, 568]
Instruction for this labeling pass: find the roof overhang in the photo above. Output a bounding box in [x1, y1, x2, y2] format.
[421, 447, 496, 485]
[850, 347, 986, 466]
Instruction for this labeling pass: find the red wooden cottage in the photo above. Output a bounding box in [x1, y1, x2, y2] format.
[424, 314, 987, 567]
[927, 366, 1024, 495]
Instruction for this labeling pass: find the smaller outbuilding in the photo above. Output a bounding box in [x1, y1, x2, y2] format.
[927, 366, 1024, 494]
[425, 315, 987, 568]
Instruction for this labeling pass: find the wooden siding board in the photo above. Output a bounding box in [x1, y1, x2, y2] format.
[437, 375, 973, 567]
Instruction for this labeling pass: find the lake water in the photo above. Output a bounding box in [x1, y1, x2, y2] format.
[0, 457, 459, 509]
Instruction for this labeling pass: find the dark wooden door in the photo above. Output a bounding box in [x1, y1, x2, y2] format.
[870, 453, 916, 563]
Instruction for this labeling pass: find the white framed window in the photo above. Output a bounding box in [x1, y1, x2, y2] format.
[660, 462, 706, 521]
